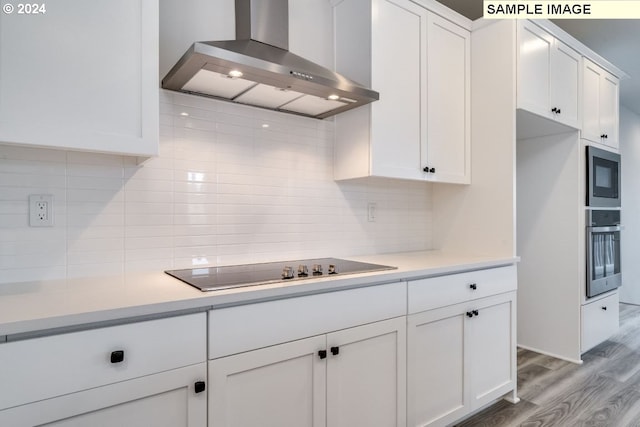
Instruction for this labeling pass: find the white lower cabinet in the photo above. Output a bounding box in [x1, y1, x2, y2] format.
[407, 266, 517, 427]
[0, 313, 207, 426]
[209, 317, 407, 427]
[0, 363, 207, 427]
[581, 292, 619, 353]
[0, 267, 518, 427]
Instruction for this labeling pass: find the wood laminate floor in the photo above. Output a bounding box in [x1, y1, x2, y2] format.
[455, 303, 640, 427]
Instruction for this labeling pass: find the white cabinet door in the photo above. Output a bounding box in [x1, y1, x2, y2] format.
[0, 363, 207, 427]
[517, 21, 580, 129]
[517, 21, 553, 120]
[326, 317, 407, 427]
[209, 317, 406, 427]
[209, 335, 326, 427]
[408, 304, 466, 427]
[334, 0, 470, 184]
[551, 40, 581, 128]
[369, 0, 427, 180]
[407, 292, 517, 427]
[600, 72, 620, 150]
[466, 296, 516, 409]
[581, 292, 619, 352]
[425, 12, 470, 184]
[0, 0, 158, 156]
[582, 59, 602, 143]
[582, 58, 620, 149]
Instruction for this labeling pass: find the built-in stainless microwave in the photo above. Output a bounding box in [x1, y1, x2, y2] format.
[587, 146, 621, 207]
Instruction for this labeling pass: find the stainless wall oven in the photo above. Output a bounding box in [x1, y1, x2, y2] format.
[587, 146, 621, 207]
[587, 209, 622, 298]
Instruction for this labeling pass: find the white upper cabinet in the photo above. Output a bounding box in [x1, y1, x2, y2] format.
[425, 14, 470, 184]
[0, 0, 159, 156]
[582, 58, 620, 150]
[334, 0, 470, 184]
[517, 21, 581, 129]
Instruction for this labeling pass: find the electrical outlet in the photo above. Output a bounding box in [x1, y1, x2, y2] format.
[29, 194, 54, 227]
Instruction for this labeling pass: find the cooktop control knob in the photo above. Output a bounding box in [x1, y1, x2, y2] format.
[282, 266, 294, 279]
[328, 264, 337, 275]
[312, 264, 323, 275]
[298, 265, 309, 277]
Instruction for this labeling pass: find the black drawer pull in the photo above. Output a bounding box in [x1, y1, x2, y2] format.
[602, 306, 608, 311]
[318, 350, 327, 359]
[331, 346, 340, 356]
[472, 310, 479, 316]
[194, 381, 206, 393]
[110, 350, 125, 364]
[469, 283, 477, 290]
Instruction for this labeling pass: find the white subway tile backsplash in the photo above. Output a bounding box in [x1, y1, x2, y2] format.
[67, 249, 124, 266]
[1, 267, 67, 283]
[0, 91, 432, 284]
[126, 225, 173, 238]
[68, 263, 123, 279]
[0, 145, 67, 163]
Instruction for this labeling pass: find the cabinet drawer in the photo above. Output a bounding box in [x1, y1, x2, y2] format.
[408, 265, 517, 314]
[0, 312, 206, 410]
[209, 282, 406, 359]
[582, 293, 619, 353]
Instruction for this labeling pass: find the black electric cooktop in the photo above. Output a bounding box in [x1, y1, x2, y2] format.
[165, 258, 396, 291]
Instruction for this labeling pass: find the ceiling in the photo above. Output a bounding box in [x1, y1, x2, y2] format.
[437, 0, 640, 116]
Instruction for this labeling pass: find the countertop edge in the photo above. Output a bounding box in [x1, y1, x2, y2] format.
[0, 252, 519, 337]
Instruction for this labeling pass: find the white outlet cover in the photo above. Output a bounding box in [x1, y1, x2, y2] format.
[367, 202, 377, 222]
[29, 194, 54, 227]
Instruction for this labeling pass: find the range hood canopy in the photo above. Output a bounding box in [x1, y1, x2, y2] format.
[162, 0, 379, 119]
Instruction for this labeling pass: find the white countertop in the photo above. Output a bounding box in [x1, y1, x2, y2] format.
[0, 251, 518, 337]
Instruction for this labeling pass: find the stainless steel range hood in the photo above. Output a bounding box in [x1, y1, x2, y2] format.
[162, 0, 379, 119]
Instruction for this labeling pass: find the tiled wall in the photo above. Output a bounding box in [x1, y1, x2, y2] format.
[0, 91, 433, 284]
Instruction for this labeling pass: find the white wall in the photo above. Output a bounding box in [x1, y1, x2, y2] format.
[516, 131, 583, 362]
[159, 0, 334, 79]
[432, 20, 516, 257]
[619, 105, 640, 304]
[0, 91, 433, 284]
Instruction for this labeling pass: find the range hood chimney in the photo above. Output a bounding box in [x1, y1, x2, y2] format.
[162, 0, 379, 119]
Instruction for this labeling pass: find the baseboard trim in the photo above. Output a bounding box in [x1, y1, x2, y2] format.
[517, 344, 583, 365]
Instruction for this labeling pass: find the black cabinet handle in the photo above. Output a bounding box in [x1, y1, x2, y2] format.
[423, 166, 430, 172]
[194, 381, 206, 394]
[557, 108, 561, 114]
[472, 310, 479, 316]
[466, 311, 473, 318]
[330, 346, 340, 356]
[602, 306, 608, 311]
[601, 134, 609, 139]
[429, 167, 436, 173]
[110, 350, 124, 364]
[551, 107, 558, 113]
[469, 283, 477, 290]
[318, 350, 327, 359]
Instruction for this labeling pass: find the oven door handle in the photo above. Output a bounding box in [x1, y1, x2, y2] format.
[589, 225, 623, 232]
